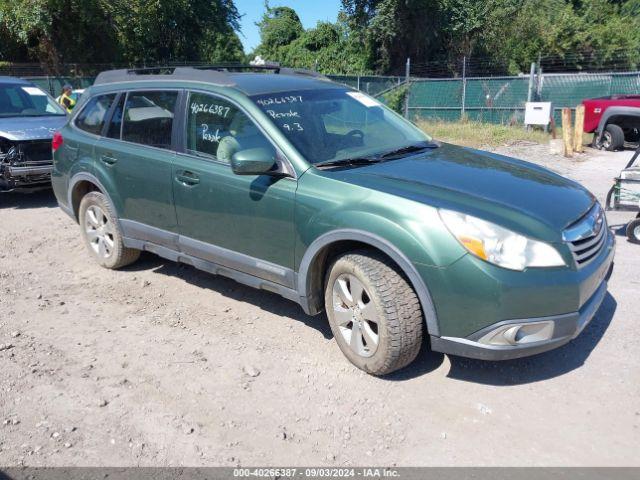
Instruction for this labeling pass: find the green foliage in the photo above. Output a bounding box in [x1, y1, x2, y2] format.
[0, 0, 119, 66]
[255, 3, 304, 57]
[382, 84, 408, 114]
[479, 0, 640, 73]
[364, 0, 440, 73]
[0, 0, 243, 67]
[254, 8, 370, 74]
[2, 0, 639, 77]
[251, 0, 640, 75]
[106, 0, 243, 64]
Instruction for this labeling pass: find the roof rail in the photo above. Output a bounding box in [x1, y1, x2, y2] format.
[198, 64, 328, 79]
[93, 64, 329, 86]
[279, 67, 328, 79]
[93, 67, 235, 86]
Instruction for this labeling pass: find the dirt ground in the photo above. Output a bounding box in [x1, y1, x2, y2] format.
[1, 144, 639, 467]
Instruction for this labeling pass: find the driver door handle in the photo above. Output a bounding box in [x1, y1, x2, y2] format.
[100, 154, 117, 166]
[175, 170, 200, 186]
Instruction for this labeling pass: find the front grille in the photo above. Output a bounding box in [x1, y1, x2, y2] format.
[568, 223, 607, 266]
[20, 141, 52, 163]
[564, 204, 607, 268]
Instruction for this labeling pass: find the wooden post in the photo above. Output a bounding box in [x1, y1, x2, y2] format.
[549, 115, 557, 140]
[562, 108, 573, 157]
[574, 105, 585, 153]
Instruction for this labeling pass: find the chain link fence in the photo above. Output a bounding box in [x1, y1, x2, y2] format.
[333, 70, 640, 125]
[405, 71, 640, 125]
[326, 75, 404, 97]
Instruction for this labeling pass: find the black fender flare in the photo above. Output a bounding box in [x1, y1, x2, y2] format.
[595, 106, 640, 143]
[297, 229, 440, 336]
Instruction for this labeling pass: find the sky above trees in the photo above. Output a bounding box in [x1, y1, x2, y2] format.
[234, 0, 342, 51]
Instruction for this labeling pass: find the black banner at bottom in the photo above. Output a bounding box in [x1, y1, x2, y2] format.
[1, 468, 639, 480]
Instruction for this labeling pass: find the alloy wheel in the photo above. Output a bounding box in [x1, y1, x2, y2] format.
[84, 205, 115, 259]
[332, 273, 379, 357]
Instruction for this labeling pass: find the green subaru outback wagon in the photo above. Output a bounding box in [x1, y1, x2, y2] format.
[52, 66, 615, 375]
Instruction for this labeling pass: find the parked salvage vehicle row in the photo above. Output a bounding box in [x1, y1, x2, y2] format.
[0, 77, 67, 191]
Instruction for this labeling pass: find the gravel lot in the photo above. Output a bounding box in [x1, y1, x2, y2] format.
[1, 145, 639, 467]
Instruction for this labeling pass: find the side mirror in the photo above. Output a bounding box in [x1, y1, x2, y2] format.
[230, 147, 277, 175]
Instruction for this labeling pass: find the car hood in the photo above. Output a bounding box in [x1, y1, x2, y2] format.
[328, 143, 595, 239]
[0, 115, 67, 141]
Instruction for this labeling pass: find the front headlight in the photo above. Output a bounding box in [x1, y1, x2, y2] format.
[439, 209, 565, 271]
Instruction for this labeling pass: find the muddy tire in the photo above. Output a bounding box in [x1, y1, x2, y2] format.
[324, 250, 423, 376]
[627, 218, 640, 244]
[78, 191, 140, 269]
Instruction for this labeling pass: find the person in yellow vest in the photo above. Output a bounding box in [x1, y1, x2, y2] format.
[56, 84, 76, 114]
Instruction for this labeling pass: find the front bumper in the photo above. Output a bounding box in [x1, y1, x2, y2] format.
[0, 163, 53, 191]
[429, 230, 615, 361]
[430, 273, 610, 360]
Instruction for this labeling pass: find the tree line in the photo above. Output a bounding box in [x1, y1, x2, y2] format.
[0, 0, 244, 70]
[256, 0, 640, 75]
[1, 0, 639, 76]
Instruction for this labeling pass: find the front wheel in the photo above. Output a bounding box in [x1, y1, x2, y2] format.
[324, 251, 423, 375]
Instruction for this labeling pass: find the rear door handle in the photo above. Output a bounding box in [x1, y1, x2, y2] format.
[100, 154, 117, 166]
[175, 170, 200, 186]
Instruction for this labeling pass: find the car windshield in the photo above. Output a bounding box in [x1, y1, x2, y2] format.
[0, 83, 66, 118]
[250, 88, 432, 164]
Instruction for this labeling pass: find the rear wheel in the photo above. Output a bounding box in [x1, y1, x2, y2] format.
[627, 219, 640, 244]
[601, 124, 625, 151]
[324, 250, 423, 376]
[78, 191, 140, 269]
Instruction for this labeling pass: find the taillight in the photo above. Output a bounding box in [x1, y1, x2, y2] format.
[52, 131, 63, 152]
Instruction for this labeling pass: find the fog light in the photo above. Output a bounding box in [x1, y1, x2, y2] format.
[478, 321, 554, 346]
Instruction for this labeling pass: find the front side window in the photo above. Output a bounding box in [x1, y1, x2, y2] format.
[186, 92, 274, 163]
[75, 93, 117, 135]
[250, 88, 431, 164]
[0, 83, 65, 118]
[121, 91, 177, 149]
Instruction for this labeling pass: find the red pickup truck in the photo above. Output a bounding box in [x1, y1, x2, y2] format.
[583, 95, 640, 151]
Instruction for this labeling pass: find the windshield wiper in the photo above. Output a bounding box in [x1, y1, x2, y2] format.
[314, 156, 382, 169]
[314, 141, 440, 169]
[378, 141, 440, 159]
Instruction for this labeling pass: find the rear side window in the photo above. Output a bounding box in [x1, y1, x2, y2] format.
[121, 91, 177, 149]
[106, 94, 125, 139]
[75, 94, 116, 135]
[186, 91, 273, 163]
